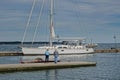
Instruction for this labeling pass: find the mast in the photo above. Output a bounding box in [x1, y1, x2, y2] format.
[49, 0, 55, 46]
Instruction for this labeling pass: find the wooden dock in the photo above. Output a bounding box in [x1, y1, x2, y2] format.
[0, 52, 23, 56]
[0, 62, 96, 72]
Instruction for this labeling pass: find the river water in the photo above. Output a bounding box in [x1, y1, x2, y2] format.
[0, 44, 120, 80]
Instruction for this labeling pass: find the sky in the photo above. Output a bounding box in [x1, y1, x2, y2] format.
[0, 0, 120, 43]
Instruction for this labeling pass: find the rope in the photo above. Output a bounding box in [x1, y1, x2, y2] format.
[21, 0, 36, 45]
[31, 0, 45, 46]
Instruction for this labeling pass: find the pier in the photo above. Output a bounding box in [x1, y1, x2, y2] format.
[0, 52, 23, 56]
[0, 62, 96, 72]
[95, 49, 120, 53]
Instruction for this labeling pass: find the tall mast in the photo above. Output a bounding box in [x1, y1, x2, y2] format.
[49, 0, 54, 46]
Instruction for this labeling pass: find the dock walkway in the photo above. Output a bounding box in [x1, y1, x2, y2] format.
[0, 62, 96, 72]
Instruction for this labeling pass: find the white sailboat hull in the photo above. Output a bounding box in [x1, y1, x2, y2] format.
[22, 46, 94, 55]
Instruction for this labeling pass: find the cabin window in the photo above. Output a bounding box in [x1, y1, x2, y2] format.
[58, 47, 62, 49]
[63, 47, 67, 49]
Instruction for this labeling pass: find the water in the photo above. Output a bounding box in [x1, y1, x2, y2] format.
[95, 43, 120, 50]
[0, 44, 120, 80]
[0, 44, 21, 52]
[0, 53, 120, 80]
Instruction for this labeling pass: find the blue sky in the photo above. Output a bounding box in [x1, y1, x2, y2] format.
[0, 0, 120, 43]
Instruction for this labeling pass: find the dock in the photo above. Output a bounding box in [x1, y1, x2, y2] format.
[95, 49, 120, 53]
[0, 62, 96, 72]
[0, 51, 23, 56]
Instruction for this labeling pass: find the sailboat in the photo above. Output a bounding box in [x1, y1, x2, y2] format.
[21, 0, 94, 56]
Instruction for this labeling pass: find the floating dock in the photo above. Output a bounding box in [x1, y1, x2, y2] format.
[0, 62, 96, 72]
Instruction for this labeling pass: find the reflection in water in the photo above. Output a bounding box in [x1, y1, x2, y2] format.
[60, 54, 95, 62]
[45, 69, 58, 80]
[20, 54, 95, 63]
[54, 69, 58, 80]
[45, 70, 50, 80]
